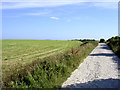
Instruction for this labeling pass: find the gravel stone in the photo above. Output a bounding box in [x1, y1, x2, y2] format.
[62, 43, 119, 88]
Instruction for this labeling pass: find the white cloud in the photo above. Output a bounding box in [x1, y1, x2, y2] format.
[1, 0, 119, 9]
[50, 17, 60, 20]
[93, 2, 118, 9]
[1, 2, 79, 9]
[24, 11, 51, 16]
[1, 0, 119, 2]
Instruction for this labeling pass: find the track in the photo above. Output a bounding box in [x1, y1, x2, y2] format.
[62, 43, 119, 88]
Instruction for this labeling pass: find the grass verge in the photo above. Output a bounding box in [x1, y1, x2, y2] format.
[2, 41, 98, 88]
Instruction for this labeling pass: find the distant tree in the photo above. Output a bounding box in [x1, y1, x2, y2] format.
[107, 38, 111, 42]
[99, 39, 105, 43]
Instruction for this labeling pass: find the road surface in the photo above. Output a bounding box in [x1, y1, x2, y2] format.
[62, 43, 119, 88]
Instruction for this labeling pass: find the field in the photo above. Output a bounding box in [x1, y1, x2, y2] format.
[2, 40, 98, 88]
[2, 40, 82, 74]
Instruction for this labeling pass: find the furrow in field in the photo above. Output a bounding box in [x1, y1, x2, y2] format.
[2, 46, 59, 60]
[34, 48, 65, 59]
[3, 47, 64, 64]
[23, 47, 64, 59]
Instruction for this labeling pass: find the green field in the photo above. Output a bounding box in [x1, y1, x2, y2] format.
[2, 40, 98, 88]
[2, 40, 82, 74]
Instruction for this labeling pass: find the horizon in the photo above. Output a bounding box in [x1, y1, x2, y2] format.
[1, 37, 118, 40]
[2, 1, 118, 40]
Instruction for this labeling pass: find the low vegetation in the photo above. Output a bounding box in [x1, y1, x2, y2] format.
[99, 39, 105, 43]
[107, 36, 120, 58]
[73, 39, 95, 42]
[2, 40, 98, 88]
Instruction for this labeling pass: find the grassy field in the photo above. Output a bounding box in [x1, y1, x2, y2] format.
[2, 40, 98, 88]
[2, 40, 82, 59]
[2, 40, 82, 76]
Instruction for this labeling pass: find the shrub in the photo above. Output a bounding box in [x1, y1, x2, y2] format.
[99, 39, 105, 43]
[107, 36, 120, 58]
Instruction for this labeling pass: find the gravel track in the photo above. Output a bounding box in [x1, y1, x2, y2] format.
[62, 43, 119, 88]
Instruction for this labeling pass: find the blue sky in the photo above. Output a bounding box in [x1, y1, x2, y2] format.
[2, 1, 118, 40]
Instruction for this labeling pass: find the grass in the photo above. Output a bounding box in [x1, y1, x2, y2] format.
[2, 40, 82, 75]
[2, 40, 98, 88]
[2, 40, 83, 84]
[107, 36, 120, 58]
[2, 40, 82, 60]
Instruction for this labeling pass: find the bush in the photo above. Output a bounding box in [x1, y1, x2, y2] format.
[99, 39, 105, 43]
[79, 39, 95, 42]
[107, 36, 120, 58]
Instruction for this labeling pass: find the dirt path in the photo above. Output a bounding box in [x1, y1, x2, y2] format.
[62, 43, 119, 88]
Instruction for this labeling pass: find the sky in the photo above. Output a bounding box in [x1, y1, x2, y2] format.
[1, 0, 119, 40]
